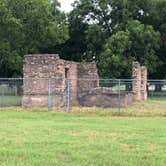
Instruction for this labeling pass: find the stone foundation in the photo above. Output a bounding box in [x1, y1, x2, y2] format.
[78, 87, 134, 108]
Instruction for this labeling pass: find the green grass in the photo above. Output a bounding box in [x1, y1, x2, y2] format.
[0, 98, 166, 166]
[0, 96, 21, 106]
[0, 85, 15, 94]
[149, 91, 166, 97]
[69, 98, 166, 117]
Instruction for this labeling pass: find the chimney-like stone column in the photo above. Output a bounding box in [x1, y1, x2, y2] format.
[132, 62, 141, 101]
[141, 66, 147, 100]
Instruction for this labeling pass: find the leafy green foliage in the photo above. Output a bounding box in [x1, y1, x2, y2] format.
[60, 0, 164, 79]
[99, 31, 132, 78]
[0, 0, 165, 79]
[54, 9, 89, 61]
[146, 0, 166, 79]
[99, 20, 160, 78]
[0, 0, 22, 77]
[0, 0, 68, 77]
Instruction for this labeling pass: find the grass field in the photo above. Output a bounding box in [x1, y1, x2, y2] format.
[0, 96, 21, 106]
[70, 97, 166, 117]
[0, 98, 166, 166]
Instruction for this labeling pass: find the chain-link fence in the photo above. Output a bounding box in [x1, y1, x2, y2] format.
[0, 78, 165, 112]
[148, 80, 166, 99]
[0, 78, 23, 107]
[67, 78, 134, 112]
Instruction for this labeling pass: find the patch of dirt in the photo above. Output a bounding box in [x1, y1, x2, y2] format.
[121, 143, 140, 151]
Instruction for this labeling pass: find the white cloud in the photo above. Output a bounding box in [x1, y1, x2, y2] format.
[58, 0, 74, 13]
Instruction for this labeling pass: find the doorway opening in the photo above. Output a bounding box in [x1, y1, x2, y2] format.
[65, 68, 69, 79]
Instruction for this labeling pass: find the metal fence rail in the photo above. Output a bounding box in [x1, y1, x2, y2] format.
[0, 78, 165, 112]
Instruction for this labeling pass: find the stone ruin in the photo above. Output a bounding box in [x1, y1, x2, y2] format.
[22, 54, 99, 107]
[22, 54, 147, 108]
[132, 62, 148, 101]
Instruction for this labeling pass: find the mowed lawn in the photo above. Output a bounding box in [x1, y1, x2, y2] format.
[0, 106, 166, 166]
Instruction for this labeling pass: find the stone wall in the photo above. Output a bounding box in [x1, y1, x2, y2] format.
[77, 62, 99, 93]
[64, 61, 78, 105]
[78, 87, 134, 108]
[22, 54, 66, 107]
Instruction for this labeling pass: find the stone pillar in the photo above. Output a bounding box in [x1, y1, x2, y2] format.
[132, 62, 141, 101]
[22, 54, 66, 107]
[141, 66, 147, 100]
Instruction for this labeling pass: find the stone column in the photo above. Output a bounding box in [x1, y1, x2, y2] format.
[132, 62, 141, 101]
[141, 66, 147, 100]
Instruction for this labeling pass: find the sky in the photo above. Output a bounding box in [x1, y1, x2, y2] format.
[58, 0, 74, 13]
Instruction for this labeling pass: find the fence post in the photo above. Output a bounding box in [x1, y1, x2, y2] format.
[118, 79, 121, 113]
[48, 78, 52, 111]
[0, 81, 1, 107]
[65, 79, 71, 112]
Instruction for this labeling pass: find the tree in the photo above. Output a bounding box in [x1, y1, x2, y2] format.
[145, 0, 166, 79]
[60, 0, 163, 78]
[0, 0, 22, 77]
[54, 9, 89, 62]
[0, 0, 69, 77]
[99, 31, 132, 78]
[99, 20, 160, 78]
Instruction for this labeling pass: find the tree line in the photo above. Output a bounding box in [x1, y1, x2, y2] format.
[0, 0, 165, 79]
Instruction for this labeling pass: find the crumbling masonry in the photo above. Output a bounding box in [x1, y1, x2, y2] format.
[22, 54, 99, 107]
[22, 54, 147, 108]
[132, 62, 148, 101]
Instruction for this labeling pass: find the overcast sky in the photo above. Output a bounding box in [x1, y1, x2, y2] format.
[58, 0, 74, 13]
